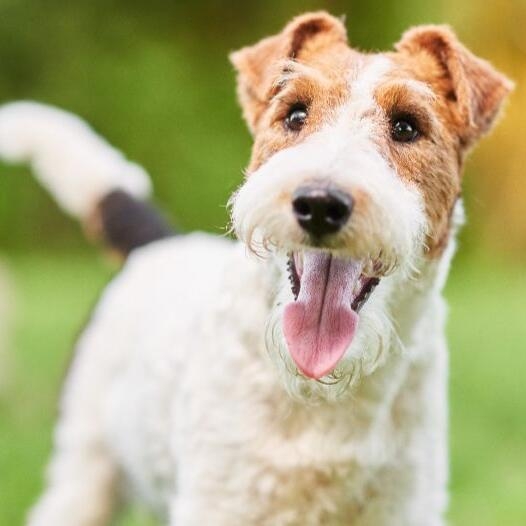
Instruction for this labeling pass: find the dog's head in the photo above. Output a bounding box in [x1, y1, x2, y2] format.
[229, 12, 512, 398]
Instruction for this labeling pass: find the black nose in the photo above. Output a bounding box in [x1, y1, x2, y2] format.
[292, 186, 353, 237]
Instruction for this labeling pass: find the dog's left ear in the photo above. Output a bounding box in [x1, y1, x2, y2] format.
[396, 26, 514, 147]
[230, 12, 348, 134]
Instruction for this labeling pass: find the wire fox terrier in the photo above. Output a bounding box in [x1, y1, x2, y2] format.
[0, 12, 512, 526]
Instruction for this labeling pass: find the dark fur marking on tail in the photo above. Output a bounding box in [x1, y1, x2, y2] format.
[97, 190, 174, 256]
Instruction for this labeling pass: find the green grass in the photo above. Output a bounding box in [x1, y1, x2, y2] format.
[0, 251, 525, 525]
[446, 260, 526, 525]
[0, 253, 154, 525]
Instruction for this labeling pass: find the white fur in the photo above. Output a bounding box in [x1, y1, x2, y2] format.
[0, 102, 151, 218]
[14, 57, 455, 525]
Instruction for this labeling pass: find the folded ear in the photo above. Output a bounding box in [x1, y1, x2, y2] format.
[396, 25, 513, 147]
[230, 12, 348, 133]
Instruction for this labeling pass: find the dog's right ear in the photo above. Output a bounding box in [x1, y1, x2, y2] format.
[230, 12, 348, 134]
[396, 26, 514, 148]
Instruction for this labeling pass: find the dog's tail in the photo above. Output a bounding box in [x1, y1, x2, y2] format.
[0, 101, 173, 258]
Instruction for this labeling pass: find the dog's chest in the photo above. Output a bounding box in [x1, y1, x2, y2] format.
[245, 461, 371, 525]
[238, 396, 398, 525]
[105, 340, 397, 524]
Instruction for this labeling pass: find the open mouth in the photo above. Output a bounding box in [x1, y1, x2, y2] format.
[283, 251, 380, 380]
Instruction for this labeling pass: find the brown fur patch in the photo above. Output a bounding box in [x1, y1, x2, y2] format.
[247, 54, 353, 171]
[230, 12, 349, 136]
[373, 77, 461, 255]
[395, 25, 514, 149]
[390, 26, 513, 253]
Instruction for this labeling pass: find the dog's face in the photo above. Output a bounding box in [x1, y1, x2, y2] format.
[230, 12, 511, 398]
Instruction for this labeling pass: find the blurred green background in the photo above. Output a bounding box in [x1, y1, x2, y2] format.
[0, 1, 525, 525]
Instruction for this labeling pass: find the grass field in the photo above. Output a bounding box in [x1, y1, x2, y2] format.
[0, 251, 524, 525]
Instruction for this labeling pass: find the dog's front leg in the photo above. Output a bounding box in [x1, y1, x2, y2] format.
[26, 447, 118, 526]
[169, 492, 252, 526]
[355, 344, 449, 526]
[351, 463, 447, 526]
[27, 323, 121, 526]
[169, 495, 220, 526]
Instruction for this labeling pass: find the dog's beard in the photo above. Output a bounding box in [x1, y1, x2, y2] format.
[230, 135, 427, 401]
[264, 268, 398, 404]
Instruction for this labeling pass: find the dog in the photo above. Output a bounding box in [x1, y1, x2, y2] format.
[0, 12, 512, 526]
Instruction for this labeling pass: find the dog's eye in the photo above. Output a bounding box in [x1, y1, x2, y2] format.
[391, 116, 420, 143]
[285, 104, 308, 131]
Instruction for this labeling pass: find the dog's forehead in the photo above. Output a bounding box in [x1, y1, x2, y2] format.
[285, 46, 440, 114]
[347, 54, 391, 90]
[337, 49, 441, 99]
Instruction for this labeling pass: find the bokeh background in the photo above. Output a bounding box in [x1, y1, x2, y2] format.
[0, 1, 525, 525]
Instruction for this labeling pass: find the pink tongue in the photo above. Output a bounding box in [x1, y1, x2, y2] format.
[283, 253, 362, 380]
